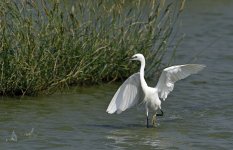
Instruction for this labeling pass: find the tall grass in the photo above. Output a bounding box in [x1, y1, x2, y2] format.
[0, 0, 185, 96]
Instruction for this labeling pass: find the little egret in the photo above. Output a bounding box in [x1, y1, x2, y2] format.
[106, 53, 205, 128]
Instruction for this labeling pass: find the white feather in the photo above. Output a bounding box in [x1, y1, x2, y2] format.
[156, 64, 206, 101]
[106, 73, 144, 114]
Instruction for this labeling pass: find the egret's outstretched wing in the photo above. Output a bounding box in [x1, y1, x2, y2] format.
[156, 64, 205, 101]
[106, 73, 144, 114]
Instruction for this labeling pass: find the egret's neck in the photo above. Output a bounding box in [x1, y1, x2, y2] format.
[139, 58, 148, 91]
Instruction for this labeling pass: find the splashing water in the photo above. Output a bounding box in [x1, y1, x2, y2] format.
[25, 128, 34, 137]
[6, 130, 17, 142]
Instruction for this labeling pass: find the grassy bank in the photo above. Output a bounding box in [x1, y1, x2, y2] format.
[0, 0, 184, 96]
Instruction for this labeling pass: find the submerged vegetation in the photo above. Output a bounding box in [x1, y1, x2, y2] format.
[0, 0, 185, 96]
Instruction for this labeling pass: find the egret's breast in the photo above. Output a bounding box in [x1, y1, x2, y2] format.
[144, 88, 161, 111]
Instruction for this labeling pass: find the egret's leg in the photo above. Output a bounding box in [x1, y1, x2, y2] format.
[156, 109, 164, 116]
[146, 109, 149, 128]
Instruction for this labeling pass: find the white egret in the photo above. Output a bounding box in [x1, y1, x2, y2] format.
[106, 53, 205, 128]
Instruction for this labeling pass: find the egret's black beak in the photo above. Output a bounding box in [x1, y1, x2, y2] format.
[124, 56, 135, 61]
[130, 56, 137, 61]
[124, 57, 131, 61]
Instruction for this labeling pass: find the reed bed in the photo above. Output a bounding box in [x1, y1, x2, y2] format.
[0, 0, 184, 96]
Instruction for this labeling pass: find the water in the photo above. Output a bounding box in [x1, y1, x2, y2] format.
[1, 0, 233, 149]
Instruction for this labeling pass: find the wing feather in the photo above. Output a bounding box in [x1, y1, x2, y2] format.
[156, 64, 205, 101]
[106, 73, 144, 114]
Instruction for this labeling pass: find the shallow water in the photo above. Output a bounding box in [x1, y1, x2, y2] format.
[1, 0, 233, 149]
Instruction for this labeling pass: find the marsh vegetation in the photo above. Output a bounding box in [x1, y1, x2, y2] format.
[0, 0, 184, 96]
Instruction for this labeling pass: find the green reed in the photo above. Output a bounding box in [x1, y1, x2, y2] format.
[0, 0, 185, 96]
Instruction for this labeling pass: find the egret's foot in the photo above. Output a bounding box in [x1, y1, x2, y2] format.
[152, 114, 157, 127]
[156, 109, 164, 116]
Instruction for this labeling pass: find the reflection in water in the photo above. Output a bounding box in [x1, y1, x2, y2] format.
[164, 115, 183, 122]
[105, 127, 172, 149]
[143, 138, 160, 147]
[106, 130, 137, 146]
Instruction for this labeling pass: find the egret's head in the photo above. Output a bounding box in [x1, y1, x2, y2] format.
[131, 53, 144, 61]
